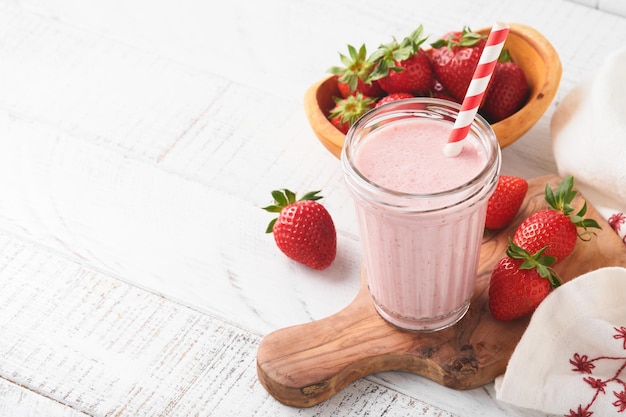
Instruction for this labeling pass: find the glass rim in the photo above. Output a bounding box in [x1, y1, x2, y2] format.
[341, 97, 501, 203]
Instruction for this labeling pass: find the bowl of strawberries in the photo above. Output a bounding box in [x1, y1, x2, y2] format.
[304, 23, 562, 158]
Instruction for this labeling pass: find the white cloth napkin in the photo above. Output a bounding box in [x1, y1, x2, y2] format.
[495, 266, 626, 415]
[551, 45, 626, 245]
[495, 47, 626, 414]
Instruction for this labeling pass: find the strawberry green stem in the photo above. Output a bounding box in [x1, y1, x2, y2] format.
[506, 238, 561, 288]
[430, 26, 485, 49]
[368, 25, 428, 82]
[262, 189, 323, 233]
[327, 44, 378, 92]
[545, 176, 601, 240]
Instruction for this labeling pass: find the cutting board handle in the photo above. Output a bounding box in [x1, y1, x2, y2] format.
[256, 269, 495, 408]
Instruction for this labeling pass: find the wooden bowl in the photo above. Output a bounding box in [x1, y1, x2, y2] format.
[304, 23, 562, 158]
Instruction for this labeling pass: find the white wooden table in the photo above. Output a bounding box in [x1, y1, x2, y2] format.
[0, 0, 624, 415]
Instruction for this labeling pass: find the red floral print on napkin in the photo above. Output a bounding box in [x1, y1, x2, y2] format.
[608, 212, 626, 245]
[566, 326, 626, 416]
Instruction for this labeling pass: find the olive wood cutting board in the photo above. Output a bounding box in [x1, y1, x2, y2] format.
[256, 175, 626, 408]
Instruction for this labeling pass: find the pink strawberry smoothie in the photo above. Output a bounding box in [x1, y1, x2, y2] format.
[345, 113, 499, 332]
[355, 118, 486, 195]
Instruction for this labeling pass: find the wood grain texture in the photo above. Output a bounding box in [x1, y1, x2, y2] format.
[257, 175, 626, 407]
[0, 230, 460, 417]
[0, 377, 91, 417]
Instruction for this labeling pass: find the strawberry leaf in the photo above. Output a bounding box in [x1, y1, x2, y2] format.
[272, 190, 288, 206]
[284, 189, 297, 204]
[300, 190, 323, 202]
[498, 49, 513, 63]
[392, 45, 413, 62]
[265, 218, 277, 234]
[505, 238, 561, 288]
[544, 177, 602, 241]
[548, 175, 576, 214]
[547, 274, 562, 288]
[545, 182, 556, 209]
[262, 189, 324, 233]
[262, 204, 282, 213]
[574, 200, 588, 217]
[430, 26, 484, 49]
[328, 44, 379, 93]
[429, 38, 448, 49]
[368, 25, 427, 81]
[329, 93, 376, 125]
[534, 264, 551, 280]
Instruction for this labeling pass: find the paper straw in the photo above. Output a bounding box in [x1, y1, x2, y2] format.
[444, 22, 510, 157]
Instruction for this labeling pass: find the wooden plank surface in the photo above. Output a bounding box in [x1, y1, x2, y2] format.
[0, 229, 469, 417]
[0, 378, 91, 417]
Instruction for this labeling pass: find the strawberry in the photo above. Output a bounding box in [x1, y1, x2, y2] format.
[513, 176, 601, 264]
[328, 92, 376, 134]
[430, 79, 458, 102]
[480, 50, 529, 123]
[368, 25, 434, 96]
[375, 92, 414, 108]
[328, 44, 384, 98]
[430, 26, 486, 102]
[488, 240, 561, 321]
[514, 210, 577, 264]
[485, 175, 528, 230]
[263, 189, 336, 270]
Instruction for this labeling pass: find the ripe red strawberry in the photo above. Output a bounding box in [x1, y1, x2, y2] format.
[430, 26, 486, 102]
[513, 176, 601, 264]
[485, 175, 528, 230]
[328, 92, 376, 134]
[368, 25, 434, 96]
[328, 44, 384, 98]
[263, 189, 336, 270]
[488, 240, 561, 321]
[480, 50, 529, 123]
[375, 92, 414, 107]
[514, 210, 577, 264]
[430, 79, 458, 102]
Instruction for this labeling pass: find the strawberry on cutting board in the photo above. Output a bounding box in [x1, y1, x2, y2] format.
[513, 176, 601, 264]
[485, 175, 528, 231]
[430, 27, 486, 102]
[488, 240, 561, 321]
[489, 176, 601, 321]
[368, 25, 434, 96]
[263, 189, 337, 270]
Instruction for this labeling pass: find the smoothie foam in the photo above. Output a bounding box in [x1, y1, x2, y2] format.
[355, 118, 486, 195]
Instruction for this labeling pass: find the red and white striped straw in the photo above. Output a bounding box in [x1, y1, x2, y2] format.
[444, 22, 510, 157]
